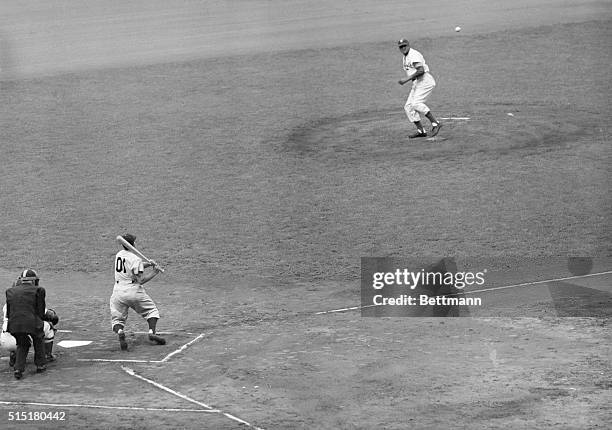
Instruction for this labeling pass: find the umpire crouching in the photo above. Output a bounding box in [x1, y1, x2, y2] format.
[5, 269, 47, 379]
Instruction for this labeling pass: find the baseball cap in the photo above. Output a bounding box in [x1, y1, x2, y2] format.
[122, 233, 136, 246]
[397, 39, 409, 47]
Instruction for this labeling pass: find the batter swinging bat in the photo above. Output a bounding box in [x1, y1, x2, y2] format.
[116, 236, 165, 273]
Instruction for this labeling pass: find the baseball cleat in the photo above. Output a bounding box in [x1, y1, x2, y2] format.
[9, 352, 16, 367]
[46, 354, 55, 362]
[36, 365, 46, 373]
[430, 123, 443, 137]
[14, 370, 23, 380]
[118, 332, 128, 351]
[148, 333, 166, 345]
[409, 131, 428, 139]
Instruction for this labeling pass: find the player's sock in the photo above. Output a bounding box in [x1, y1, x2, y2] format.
[117, 329, 128, 350]
[425, 111, 438, 125]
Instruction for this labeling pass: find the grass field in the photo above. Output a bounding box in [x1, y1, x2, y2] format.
[1, 1, 611, 429]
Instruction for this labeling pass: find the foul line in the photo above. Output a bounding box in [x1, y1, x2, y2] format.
[122, 366, 264, 430]
[316, 304, 378, 315]
[439, 117, 470, 120]
[460, 270, 612, 295]
[0, 400, 219, 413]
[315, 270, 612, 315]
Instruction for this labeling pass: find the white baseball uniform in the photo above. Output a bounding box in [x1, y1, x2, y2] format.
[403, 48, 436, 122]
[110, 249, 160, 329]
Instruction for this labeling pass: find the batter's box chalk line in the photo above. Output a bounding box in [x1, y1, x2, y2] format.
[133, 330, 197, 335]
[122, 366, 264, 430]
[77, 332, 211, 364]
[77, 358, 163, 363]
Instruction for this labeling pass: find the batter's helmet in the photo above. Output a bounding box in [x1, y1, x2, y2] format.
[18, 269, 39, 285]
[121, 234, 136, 246]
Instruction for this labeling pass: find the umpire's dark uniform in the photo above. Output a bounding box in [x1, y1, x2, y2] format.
[6, 269, 47, 379]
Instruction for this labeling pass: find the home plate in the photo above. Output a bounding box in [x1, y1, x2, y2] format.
[57, 340, 93, 348]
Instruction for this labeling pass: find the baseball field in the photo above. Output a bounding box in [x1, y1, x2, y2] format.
[1, 1, 611, 429]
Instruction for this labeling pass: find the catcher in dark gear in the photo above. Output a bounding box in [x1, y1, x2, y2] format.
[5, 269, 47, 379]
[3, 307, 59, 365]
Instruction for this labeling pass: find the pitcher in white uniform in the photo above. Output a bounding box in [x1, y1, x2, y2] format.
[397, 39, 442, 138]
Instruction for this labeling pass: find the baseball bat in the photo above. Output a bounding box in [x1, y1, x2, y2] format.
[116, 236, 165, 273]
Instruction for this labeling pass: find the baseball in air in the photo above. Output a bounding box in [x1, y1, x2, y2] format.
[455, 26, 462, 32]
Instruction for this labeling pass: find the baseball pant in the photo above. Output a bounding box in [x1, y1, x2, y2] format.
[110, 285, 161, 329]
[404, 73, 436, 122]
[12, 331, 46, 372]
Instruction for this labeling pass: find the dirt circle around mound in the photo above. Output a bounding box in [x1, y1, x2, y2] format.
[283, 105, 589, 163]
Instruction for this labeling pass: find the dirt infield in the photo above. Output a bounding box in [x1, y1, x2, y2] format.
[1, 1, 611, 429]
